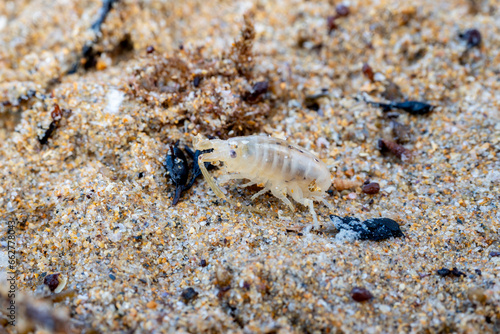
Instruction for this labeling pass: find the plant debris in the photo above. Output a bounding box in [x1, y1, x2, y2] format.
[377, 139, 412, 161]
[330, 215, 404, 241]
[127, 14, 270, 138]
[164, 142, 189, 206]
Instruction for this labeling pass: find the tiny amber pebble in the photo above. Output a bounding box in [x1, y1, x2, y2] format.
[351, 287, 373, 302]
[362, 182, 380, 194]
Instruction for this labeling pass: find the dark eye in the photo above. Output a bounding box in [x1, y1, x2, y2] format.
[230, 150, 237, 158]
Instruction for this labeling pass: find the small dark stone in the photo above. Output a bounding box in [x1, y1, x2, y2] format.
[200, 259, 207, 267]
[139, 278, 147, 284]
[243, 81, 269, 103]
[336, 4, 350, 17]
[437, 268, 451, 276]
[362, 63, 374, 82]
[361, 182, 380, 194]
[193, 75, 202, 88]
[391, 120, 412, 144]
[489, 251, 500, 257]
[350, 287, 373, 302]
[474, 269, 482, 276]
[367, 99, 434, 115]
[146, 45, 155, 54]
[456, 218, 463, 224]
[451, 267, 467, 277]
[134, 235, 143, 241]
[181, 287, 199, 303]
[330, 215, 404, 241]
[459, 29, 482, 49]
[109, 274, 116, 280]
[304, 92, 329, 111]
[138, 172, 144, 179]
[392, 101, 434, 115]
[44, 273, 61, 292]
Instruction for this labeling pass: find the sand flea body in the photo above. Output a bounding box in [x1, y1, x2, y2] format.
[193, 135, 332, 229]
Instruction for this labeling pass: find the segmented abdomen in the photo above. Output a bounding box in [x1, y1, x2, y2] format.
[230, 136, 327, 185]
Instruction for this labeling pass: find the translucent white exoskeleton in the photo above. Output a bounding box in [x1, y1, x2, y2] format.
[193, 135, 333, 230]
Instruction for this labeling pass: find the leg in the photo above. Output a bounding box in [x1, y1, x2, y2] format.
[270, 187, 295, 212]
[319, 197, 333, 210]
[304, 198, 319, 231]
[251, 186, 269, 200]
[198, 155, 227, 200]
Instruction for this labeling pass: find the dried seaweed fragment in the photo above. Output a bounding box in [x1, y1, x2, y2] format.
[230, 13, 256, 78]
[361, 182, 380, 194]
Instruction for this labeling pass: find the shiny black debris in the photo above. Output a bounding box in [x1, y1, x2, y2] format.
[367, 100, 434, 115]
[164, 142, 189, 206]
[164, 143, 214, 206]
[330, 215, 404, 241]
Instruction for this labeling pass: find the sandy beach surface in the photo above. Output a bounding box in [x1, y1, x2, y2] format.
[1, 0, 499, 333]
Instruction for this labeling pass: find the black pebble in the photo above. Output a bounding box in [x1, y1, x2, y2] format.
[193, 75, 202, 88]
[181, 287, 199, 303]
[109, 274, 116, 280]
[330, 215, 404, 241]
